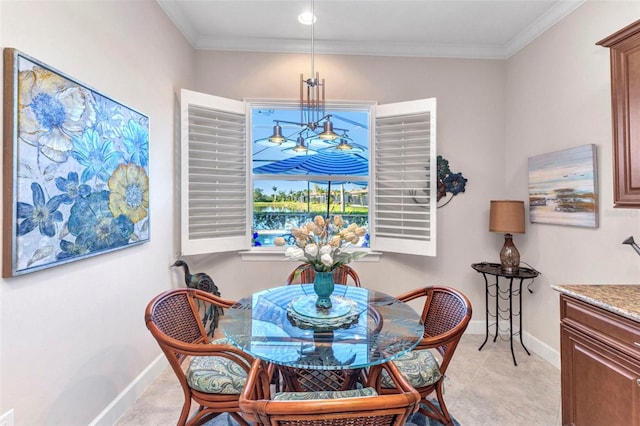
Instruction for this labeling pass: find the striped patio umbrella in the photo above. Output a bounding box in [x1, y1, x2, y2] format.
[253, 151, 368, 176]
[253, 151, 367, 216]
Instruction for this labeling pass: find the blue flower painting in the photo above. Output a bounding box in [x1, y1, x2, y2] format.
[3, 49, 150, 276]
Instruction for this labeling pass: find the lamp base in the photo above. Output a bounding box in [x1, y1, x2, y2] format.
[499, 233, 520, 274]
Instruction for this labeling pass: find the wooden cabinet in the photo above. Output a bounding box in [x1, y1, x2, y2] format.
[560, 294, 640, 425]
[598, 20, 640, 208]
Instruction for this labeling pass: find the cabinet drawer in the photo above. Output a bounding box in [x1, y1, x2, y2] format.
[561, 294, 640, 360]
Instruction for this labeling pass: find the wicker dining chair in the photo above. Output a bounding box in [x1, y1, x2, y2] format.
[378, 286, 472, 426]
[285, 264, 361, 286]
[145, 288, 254, 426]
[240, 357, 420, 426]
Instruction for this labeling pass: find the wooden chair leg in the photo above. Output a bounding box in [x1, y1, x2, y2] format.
[178, 398, 191, 426]
[230, 412, 250, 426]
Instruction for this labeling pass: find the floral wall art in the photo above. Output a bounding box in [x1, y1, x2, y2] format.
[410, 155, 468, 209]
[2, 48, 150, 277]
[436, 155, 468, 207]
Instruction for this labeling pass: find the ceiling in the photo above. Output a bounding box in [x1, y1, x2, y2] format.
[157, 0, 585, 59]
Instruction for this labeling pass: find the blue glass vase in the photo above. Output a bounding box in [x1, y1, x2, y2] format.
[313, 271, 335, 309]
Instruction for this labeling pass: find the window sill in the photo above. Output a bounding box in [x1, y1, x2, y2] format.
[238, 249, 383, 262]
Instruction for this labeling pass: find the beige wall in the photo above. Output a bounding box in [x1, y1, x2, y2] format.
[506, 1, 640, 354]
[0, 1, 193, 424]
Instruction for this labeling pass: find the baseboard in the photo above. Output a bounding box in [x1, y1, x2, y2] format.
[522, 331, 561, 369]
[465, 319, 486, 335]
[465, 319, 560, 369]
[89, 354, 168, 426]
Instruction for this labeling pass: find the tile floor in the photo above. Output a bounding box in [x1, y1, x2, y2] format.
[116, 334, 561, 426]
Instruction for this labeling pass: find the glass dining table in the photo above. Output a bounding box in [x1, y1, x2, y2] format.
[220, 284, 424, 370]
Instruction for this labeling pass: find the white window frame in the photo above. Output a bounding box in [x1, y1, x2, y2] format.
[179, 89, 437, 258]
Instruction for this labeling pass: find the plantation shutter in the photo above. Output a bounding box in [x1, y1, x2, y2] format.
[373, 99, 437, 256]
[180, 89, 248, 255]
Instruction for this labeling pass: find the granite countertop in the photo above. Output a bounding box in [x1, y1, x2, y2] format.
[552, 284, 640, 323]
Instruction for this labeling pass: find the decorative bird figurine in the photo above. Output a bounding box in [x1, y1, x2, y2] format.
[171, 259, 223, 336]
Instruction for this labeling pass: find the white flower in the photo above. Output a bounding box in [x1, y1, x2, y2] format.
[281, 215, 367, 272]
[305, 244, 318, 257]
[319, 245, 332, 255]
[285, 246, 305, 261]
[321, 253, 334, 267]
[19, 66, 96, 163]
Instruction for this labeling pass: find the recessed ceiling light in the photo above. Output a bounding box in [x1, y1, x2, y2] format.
[298, 11, 316, 25]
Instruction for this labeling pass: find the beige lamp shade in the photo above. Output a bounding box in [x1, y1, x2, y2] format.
[489, 200, 525, 234]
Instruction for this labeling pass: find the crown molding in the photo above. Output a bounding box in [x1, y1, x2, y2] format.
[157, 0, 198, 46]
[504, 0, 585, 58]
[195, 37, 508, 60]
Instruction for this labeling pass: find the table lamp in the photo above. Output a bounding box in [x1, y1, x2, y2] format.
[489, 200, 525, 274]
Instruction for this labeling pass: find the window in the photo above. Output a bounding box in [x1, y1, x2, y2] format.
[250, 102, 370, 248]
[179, 89, 436, 257]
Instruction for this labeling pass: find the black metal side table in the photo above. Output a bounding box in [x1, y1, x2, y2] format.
[471, 262, 540, 366]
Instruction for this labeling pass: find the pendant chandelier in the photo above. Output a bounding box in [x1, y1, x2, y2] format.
[263, 0, 342, 152]
[323, 132, 365, 153]
[282, 132, 318, 155]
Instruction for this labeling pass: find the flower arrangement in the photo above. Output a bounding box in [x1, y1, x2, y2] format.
[275, 215, 367, 272]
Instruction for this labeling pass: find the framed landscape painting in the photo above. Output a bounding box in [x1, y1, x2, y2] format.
[528, 144, 598, 228]
[2, 48, 150, 277]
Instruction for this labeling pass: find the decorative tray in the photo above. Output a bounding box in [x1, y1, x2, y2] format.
[286, 295, 361, 331]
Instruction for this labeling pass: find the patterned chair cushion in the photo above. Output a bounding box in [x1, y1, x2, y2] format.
[381, 349, 442, 389]
[273, 387, 378, 401]
[186, 338, 247, 394]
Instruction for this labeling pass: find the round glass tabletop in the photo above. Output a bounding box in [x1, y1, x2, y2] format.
[221, 284, 423, 370]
